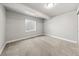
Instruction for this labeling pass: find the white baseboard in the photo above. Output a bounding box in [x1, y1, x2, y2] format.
[46, 34, 77, 44]
[6, 34, 42, 44]
[0, 34, 42, 55]
[0, 33, 77, 55]
[0, 43, 7, 55]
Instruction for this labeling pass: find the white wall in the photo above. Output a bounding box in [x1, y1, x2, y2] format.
[78, 14, 79, 44]
[0, 5, 6, 53]
[44, 10, 78, 42]
[6, 10, 43, 42]
[78, 7, 79, 44]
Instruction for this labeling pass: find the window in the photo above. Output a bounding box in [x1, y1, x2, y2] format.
[25, 19, 36, 32]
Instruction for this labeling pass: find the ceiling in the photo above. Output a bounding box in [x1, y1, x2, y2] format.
[22, 3, 79, 17]
[2, 3, 50, 19]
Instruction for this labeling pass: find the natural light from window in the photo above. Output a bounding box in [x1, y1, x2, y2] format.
[25, 19, 36, 32]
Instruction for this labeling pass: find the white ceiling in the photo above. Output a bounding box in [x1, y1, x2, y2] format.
[2, 3, 50, 19]
[22, 3, 79, 17]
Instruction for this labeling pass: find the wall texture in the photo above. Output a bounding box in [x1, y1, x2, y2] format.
[6, 10, 43, 42]
[0, 5, 6, 54]
[44, 10, 78, 42]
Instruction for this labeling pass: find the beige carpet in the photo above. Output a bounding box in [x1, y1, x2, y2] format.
[1, 36, 79, 56]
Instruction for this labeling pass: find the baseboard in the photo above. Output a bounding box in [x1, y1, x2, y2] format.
[6, 34, 42, 44]
[0, 34, 42, 55]
[0, 43, 7, 55]
[46, 34, 77, 44]
[0, 33, 77, 55]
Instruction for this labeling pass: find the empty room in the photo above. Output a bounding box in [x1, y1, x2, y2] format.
[0, 3, 79, 56]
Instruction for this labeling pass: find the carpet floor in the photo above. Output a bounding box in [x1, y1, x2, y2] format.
[1, 36, 79, 56]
